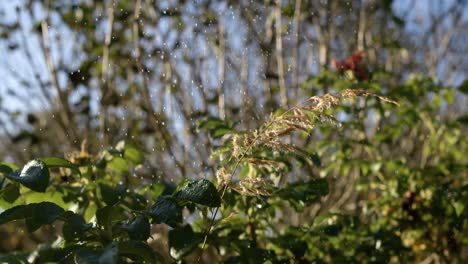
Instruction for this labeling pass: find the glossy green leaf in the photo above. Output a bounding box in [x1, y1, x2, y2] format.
[0, 183, 20, 203]
[99, 243, 119, 264]
[0, 202, 65, 232]
[116, 215, 150, 241]
[99, 183, 126, 206]
[25, 202, 66, 232]
[38, 245, 84, 263]
[0, 162, 19, 171]
[118, 240, 157, 263]
[0, 204, 30, 225]
[173, 179, 221, 207]
[0, 164, 14, 175]
[148, 195, 182, 228]
[5, 159, 50, 192]
[96, 205, 123, 232]
[97, 240, 156, 264]
[169, 225, 203, 259]
[62, 213, 92, 241]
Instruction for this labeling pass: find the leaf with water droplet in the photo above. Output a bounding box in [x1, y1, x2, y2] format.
[62, 213, 92, 241]
[148, 195, 182, 228]
[173, 179, 221, 207]
[6, 159, 50, 192]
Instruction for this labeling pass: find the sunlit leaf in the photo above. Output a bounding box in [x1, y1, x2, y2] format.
[124, 143, 145, 165]
[107, 157, 128, 173]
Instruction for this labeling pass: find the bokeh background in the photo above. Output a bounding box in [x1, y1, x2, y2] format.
[0, 0, 467, 262]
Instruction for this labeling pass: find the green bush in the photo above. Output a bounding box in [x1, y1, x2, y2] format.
[0, 76, 466, 263]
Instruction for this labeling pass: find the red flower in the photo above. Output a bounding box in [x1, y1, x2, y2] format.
[331, 51, 369, 81]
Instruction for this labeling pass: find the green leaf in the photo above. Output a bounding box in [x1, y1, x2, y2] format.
[169, 225, 203, 259]
[458, 79, 468, 94]
[173, 179, 221, 207]
[24, 190, 73, 209]
[99, 183, 126, 206]
[277, 179, 329, 211]
[96, 205, 122, 232]
[62, 213, 92, 241]
[0, 183, 20, 203]
[75, 247, 102, 263]
[124, 143, 145, 165]
[309, 152, 322, 167]
[107, 157, 128, 173]
[148, 182, 166, 200]
[99, 243, 119, 264]
[457, 114, 468, 125]
[98, 241, 157, 264]
[196, 116, 235, 139]
[25, 202, 66, 232]
[5, 159, 50, 192]
[40, 157, 81, 176]
[122, 192, 147, 211]
[84, 202, 98, 222]
[148, 195, 182, 228]
[453, 201, 464, 217]
[118, 240, 157, 263]
[0, 204, 30, 225]
[115, 141, 145, 165]
[224, 240, 277, 263]
[116, 215, 150, 241]
[0, 254, 24, 264]
[0, 202, 65, 232]
[38, 245, 84, 263]
[0, 164, 14, 175]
